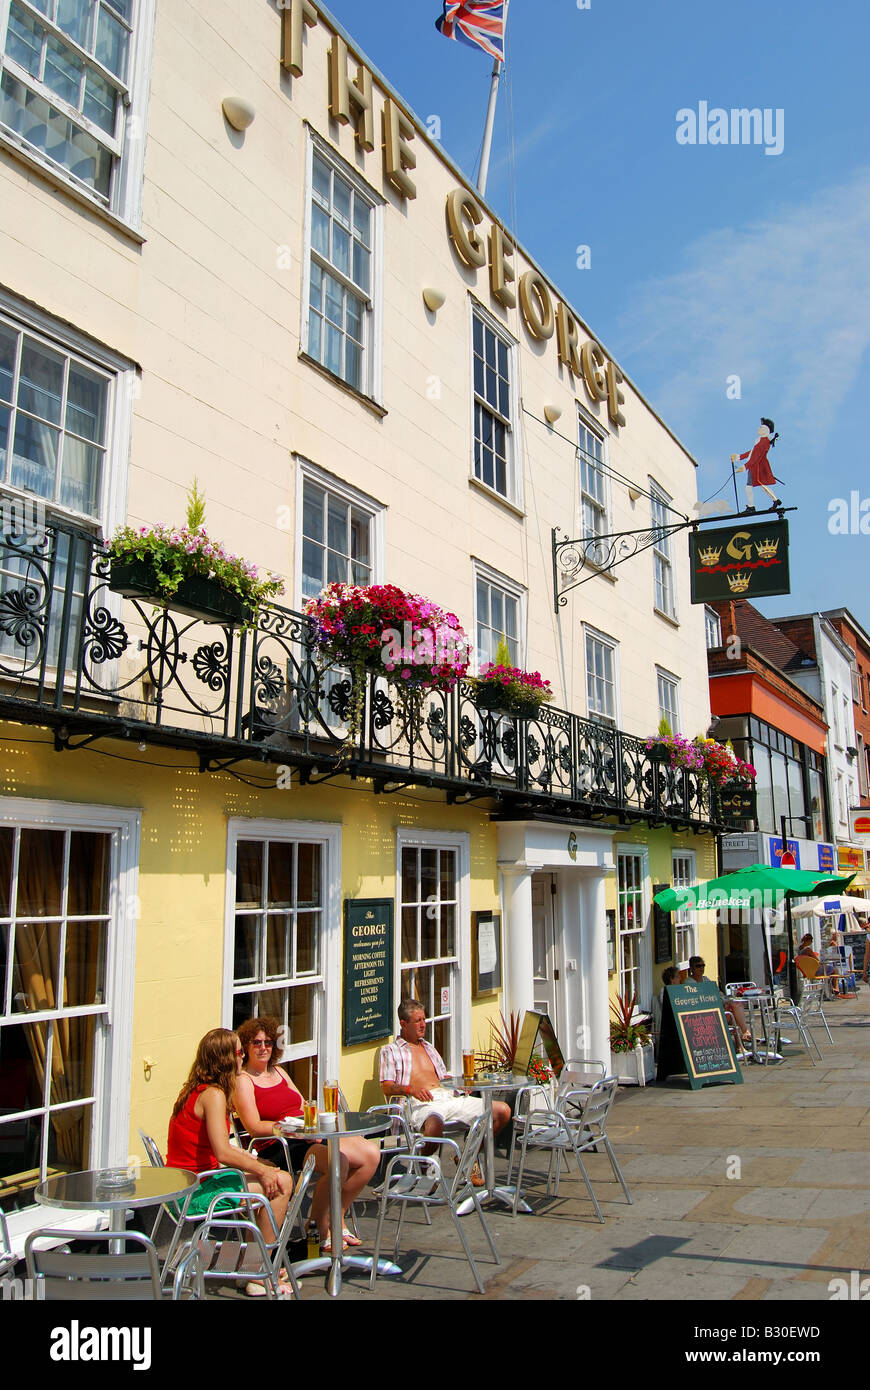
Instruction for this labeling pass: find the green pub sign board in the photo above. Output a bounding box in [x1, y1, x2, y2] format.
[343, 899, 394, 1048]
[689, 519, 790, 604]
[657, 981, 743, 1089]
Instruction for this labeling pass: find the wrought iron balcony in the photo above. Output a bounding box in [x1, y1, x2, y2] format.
[0, 520, 739, 832]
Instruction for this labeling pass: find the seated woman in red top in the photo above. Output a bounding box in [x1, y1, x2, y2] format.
[168, 1027, 294, 1290]
[235, 1016, 379, 1254]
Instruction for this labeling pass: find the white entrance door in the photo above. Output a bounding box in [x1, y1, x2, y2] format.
[531, 873, 560, 1034]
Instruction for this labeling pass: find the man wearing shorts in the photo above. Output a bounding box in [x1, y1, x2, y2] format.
[379, 999, 510, 1147]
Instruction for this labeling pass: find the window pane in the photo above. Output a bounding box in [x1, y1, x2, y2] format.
[235, 841, 262, 907]
[302, 539, 323, 598]
[57, 0, 95, 48]
[0, 827, 13, 916]
[95, 4, 129, 79]
[332, 224, 350, 277]
[345, 341, 361, 390]
[0, 405, 8, 474]
[265, 913, 291, 980]
[47, 1099, 91, 1173]
[44, 34, 84, 107]
[352, 196, 370, 244]
[12, 919, 62, 1011]
[420, 903, 436, 961]
[352, 242, 369, 294]
[439, 853, 455, 903]
[67, 832, 110, 915]
[296, 843, 320, 907]
[401, 905, 417, 963]
[333, 174, 351, 227]
[296, 911, 319, 974]
[286, 983, 316, 1047]
[82, 68, 117, 133]
[302, 481, 323, 542]
[233, 915, 259, 985]
[326, 494, 347, 555]
[16, 828, 64, 916]
[62, 920, 106, 1005]
[0, 326, 16, 404]
[267, 842, 294, 908]
[18, 341, 63, 424]
[441, 904, 455, 958]
[401, 849, 418, 904]
[11, 414, 58, 498]
[60, 436, 102, 515]
[312, 205, 330, 258]
[312, 154, 331, 203]
[7, 5, 42, 76]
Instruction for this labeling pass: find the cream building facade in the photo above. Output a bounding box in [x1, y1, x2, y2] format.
[0, 0, 723, 1244]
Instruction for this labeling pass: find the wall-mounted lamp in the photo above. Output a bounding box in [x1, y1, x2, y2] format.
[422, 287, 446, 312]
[627, 484, 642, 502]
[543, 404, 562, 424]
[222, 96, 256, 132]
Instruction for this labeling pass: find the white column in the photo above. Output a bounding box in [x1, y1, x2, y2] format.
[579, 871, 610, 1066]
[499, 864, 534, 1017]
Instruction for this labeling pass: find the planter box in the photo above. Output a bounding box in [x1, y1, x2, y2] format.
[109, 557, 253, 626]
[609, 1044, 655, 1086]
[648, 744, 672, 764]
[473, 686, 541, 719]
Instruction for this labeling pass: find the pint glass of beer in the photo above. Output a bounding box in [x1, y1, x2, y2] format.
[462, 1049, 475, 1084]
[323, 1079, 339, 1114]
[303, 1099, 317, 1131]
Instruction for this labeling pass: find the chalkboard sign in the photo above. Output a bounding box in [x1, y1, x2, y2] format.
[653, 883, 672, 964]
[342, 899, 394, 1048]
[515, 1010, 565, 1079]
[656, 981, 742, 1089]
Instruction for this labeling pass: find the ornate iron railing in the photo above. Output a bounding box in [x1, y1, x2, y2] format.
[0, 520, 737, 830]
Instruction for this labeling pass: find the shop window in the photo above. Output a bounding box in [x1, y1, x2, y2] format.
[399, 844, 458, 1065]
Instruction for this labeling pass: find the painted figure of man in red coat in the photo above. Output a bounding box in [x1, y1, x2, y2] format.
[731, 418, 782, 512]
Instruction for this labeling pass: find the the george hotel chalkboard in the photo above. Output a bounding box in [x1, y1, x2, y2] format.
[656, 980, 742, 1089]
[343, 899, 394, 1047]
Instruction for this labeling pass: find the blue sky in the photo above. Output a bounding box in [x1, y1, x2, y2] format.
[323, 0, 870, 633]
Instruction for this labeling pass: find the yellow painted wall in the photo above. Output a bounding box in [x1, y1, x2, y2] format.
[1, 725, 504, 1158]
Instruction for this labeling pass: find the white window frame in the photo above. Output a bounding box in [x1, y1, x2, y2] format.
[616, 844, 651, 1011]
[470, 299, 520, 508]
[584, 624, 620, 728]
[656, 667, 681, 733]
[472, 558, 525, 672]
[650, 480, 677, 620]
[578, 407, 609, 561]
[705, 606, 722, 649]
[395, 828, 470, 1077]
[223, 818, 342, 1085]
[671, 849, 696, 962]
[0, 0, 155, 231]
[300, 130, 384, 405]
[0, 796, 140, 1248]
[294, 456, 386, 608]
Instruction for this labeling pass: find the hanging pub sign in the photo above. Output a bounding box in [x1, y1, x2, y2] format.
[343, 899, 394, 1048]
[656, 981, 743, 1089]
[689, 519, 790, 603]
[718, 782, 757, 823]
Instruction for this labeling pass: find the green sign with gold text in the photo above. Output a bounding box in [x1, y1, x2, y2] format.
[689, 519, 790, 603]
[343, 899, 394, 1048]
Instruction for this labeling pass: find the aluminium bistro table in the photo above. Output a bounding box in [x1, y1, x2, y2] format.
[440, 1074, 532, 1215]
[281, 1110, 399, 1297]
[35, 1166, 198, 1248]
[738, 990, 784, 1063]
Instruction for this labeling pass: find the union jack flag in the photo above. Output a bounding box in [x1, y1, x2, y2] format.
[435, 2, 506, 63]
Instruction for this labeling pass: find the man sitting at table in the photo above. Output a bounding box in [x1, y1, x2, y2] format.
[379, 999, 511, 1156]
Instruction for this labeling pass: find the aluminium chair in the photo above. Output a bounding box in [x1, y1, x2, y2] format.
[25, 1227, 164, 1300]
[509, 1077, 632, 1221]
[176, 1150, 317, 1299]
[138, 1127, 248, 1282]
[0, 1210, 15, 1282]
[370, 1113, 500, 1295]
[773, 992, 823, 1063]
[800, 980, 834, 1046]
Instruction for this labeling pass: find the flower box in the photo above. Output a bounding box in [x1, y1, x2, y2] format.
[109, 556, 253, 626]
[609, 1043, 655, 1086]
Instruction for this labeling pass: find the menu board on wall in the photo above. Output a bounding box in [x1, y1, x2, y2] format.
[342, 899, 394, 1047]
[653, 884, 672, 964]
[656, 981, 742, 1089]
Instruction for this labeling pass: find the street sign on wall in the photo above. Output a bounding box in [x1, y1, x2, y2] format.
[689, 519, 790, 603]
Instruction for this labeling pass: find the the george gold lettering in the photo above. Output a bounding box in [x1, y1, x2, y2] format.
[605, 359, 626, 426]
[488, 224, 516, 309]
[556, 301, 582, 376]
[383, 97, 417, 200]
[280, 0, 318, 78]
[446, 188, 486, 270]
[518, 270, 554, 340]
[328, 35, 374, 151]
[580, 340, 607, 402]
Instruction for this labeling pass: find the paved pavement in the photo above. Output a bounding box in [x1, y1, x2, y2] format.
[293, 987, 870, 1304]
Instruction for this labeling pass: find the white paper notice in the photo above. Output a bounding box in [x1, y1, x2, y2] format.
[478, 920, 497, 975]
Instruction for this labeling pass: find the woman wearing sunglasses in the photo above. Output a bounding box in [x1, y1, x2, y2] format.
[235, 1016, 378, 1254]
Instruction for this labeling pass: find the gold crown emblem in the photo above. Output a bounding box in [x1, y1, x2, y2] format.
[698, 545, 722, 567]
[755, 538, 779, 560]
[727, 571, 751, 594]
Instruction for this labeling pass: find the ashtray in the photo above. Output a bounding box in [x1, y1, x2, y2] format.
[95, 1167, 136, 1191]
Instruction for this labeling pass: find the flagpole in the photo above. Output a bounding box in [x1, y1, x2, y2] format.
[476, 0, 509, 197]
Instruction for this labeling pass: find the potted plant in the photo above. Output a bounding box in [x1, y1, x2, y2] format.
[645, 717, 705, 772]
[468, 637, 553, 718]
[304, 581, 470, 745]
[609, 991, 655, 1085]
[475, 1009, 522, 1078]
[107, 480, 283, 626]
[692, 736, 757, 788]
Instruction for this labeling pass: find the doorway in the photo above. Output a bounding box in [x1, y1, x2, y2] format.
[531, 872, 561, 1036]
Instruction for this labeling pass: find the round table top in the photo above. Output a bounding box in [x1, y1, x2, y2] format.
[442, 1073, 531, 1094]
[279, 1110, 390, 1142]
[36, 1166, 198, 1211]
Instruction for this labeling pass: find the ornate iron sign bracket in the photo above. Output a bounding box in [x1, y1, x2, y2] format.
[552, 505, 795, 611]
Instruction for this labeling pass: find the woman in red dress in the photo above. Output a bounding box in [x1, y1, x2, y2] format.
[731, 417, 781, 512]
[235, 1016, 379, 1254]
[167, 1028, 295, 1294]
